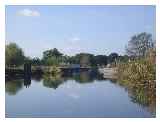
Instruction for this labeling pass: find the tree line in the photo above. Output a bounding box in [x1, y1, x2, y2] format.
[5, 32, 155, 68]
[6, 44, 128, 68]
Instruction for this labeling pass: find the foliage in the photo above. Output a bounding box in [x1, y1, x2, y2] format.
[94, 55, 108, 66]
[31, 57, 42, 66]
[117, 57, 155, 87]
[5, 43, 122, 68]
[5, 43, 25, 67]
[43, 57, 58, 66]
[44, 66, 61, 75]
[66, 53, 96, 67]
[5, 80, 23, 95]
[42, 48, 67, 66]
[77, 53, 95, 67]
[117, 33, 156, 111]
[43, 48, 63, 59]
[118, 55, 130, 63]
[43, 74, 64, 89]
[108, 53, 119, 63]
[117, 50, 156, 114]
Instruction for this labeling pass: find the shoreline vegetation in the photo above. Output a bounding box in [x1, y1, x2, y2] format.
[5, 32, 156, 115]
[117, 33, 156, 114]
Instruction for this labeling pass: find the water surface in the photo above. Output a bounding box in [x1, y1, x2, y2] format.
[5, 71, 155, 118]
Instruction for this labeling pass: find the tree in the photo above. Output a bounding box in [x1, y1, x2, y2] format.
[126, 32, 154, 58]
[94, 55, 108, 66]
[5, 43, 25, 67]
[108, 53, 119, 63]
[67, 56, 77, 64]
[42, 48, 64, 66]
[43, 48, 63, 59]
[31, 57, 42, 66]
[43, 57, 59, 66]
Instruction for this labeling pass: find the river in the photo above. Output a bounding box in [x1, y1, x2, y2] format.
[5, 70, 155, 118]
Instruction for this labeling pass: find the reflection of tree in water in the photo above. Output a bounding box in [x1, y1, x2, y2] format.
[104, 76, 155, 112]
[73, 71, 94, 83]
[6, 79, 23, 95]
[62, 70, 104, 84]
[42, 74, 66, 89]
[127, 82, 156, 116]
[6, 76, 32, 95]
[31, 74, 43, 82]
[42, 70, 104, 88]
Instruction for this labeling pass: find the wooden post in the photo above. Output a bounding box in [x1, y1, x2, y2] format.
[24, 62, 31, 76]
[24, 62, 31, 88]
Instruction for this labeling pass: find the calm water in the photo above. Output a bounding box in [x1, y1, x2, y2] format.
[6, 71, 155, 118]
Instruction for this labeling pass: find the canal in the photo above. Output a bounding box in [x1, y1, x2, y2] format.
[5, 71, 155, 118]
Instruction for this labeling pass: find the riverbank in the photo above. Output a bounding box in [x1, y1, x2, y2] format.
[5, 65, 93, 80]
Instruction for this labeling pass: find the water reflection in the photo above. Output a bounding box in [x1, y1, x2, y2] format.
[5, 70, 156, 117]
[6, 79, 23, 95]
[41, 70, 104, 89]
[24, 75, 31, 88]
[6, 70, 103, 93]
[108, 78, 156, 116]
[43, 74, 65, 89]
[128, 85, 156, 115]
[6, 75, 31, 95]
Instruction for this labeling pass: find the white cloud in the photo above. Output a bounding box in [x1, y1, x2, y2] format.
[61, 37, 87, 55]
[71, 37, 80, 42]
[17, 9, 40, 17]
[67, 37, 81, 45]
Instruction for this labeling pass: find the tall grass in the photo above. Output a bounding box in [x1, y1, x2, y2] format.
[117, 49, 156, 114]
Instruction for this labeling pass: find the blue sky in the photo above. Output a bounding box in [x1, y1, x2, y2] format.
[6, 5, 156, 58]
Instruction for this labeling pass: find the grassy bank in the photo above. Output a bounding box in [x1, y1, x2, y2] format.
[117, 49, 156, 113]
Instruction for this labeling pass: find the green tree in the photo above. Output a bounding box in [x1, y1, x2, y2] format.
[44, 57, 59, 66]
[42, 48, 64, 66]
[94, 55, 108, 66]
[43, 48, 63, 59]
[5, 43, 25, 67]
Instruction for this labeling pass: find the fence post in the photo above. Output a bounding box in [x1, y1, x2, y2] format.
[24, 62, 31, 77]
